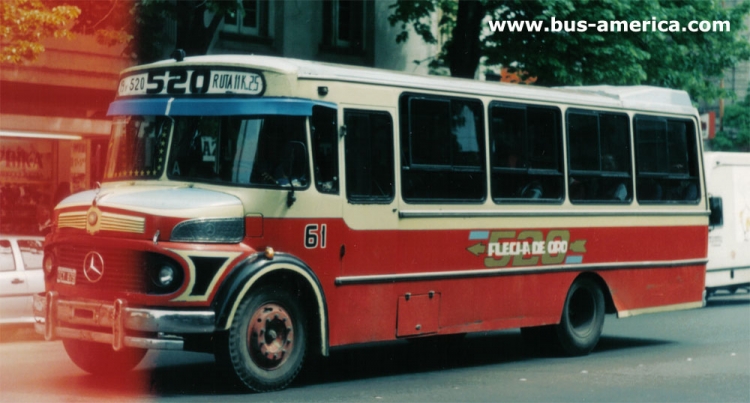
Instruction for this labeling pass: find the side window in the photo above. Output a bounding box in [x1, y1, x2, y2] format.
[0, 241, 15, 272]
[17, 240, 43, 271]
[399, 94, 486, 203]
[634, 116, 700, 203]
[311, 106, 339, 194]
[567, 110, 632, 203]
[489, 102, 564, 202]
[344, 110, 394, 203]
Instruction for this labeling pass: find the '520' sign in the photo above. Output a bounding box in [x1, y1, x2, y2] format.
[117, 68, 264, 97]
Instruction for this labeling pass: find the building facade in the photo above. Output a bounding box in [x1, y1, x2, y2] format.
[0, 36, 130, 235]
[0, 0, 438, 235]
[208, 0, 437, 74]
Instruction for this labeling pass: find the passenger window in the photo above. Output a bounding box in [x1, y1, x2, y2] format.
[567, 110, 632, 203]
[311, 106, 339, 194]
[490, 102, 564, 202]
[17, 240, 43, 271]
[344, 110, 394, 203]
[635, 116, 700, 203]
[0, 241, 15, 272]
[399, 94, 485, 202]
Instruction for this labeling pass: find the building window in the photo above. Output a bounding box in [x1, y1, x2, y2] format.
[223, 0, 269, 37]
[323, 0, 364, 50]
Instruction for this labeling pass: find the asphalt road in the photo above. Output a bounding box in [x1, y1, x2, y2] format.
[1, 291, 748, 402]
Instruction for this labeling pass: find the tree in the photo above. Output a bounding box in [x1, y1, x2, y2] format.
[56, 0, 243, 62]
[2, 0, 243, 65]
[711, 93, 750, 151]
[389, 0, 750, 102]
[0, 0, 80, 64]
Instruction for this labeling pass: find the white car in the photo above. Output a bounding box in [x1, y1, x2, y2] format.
[0, 236, 45, 328]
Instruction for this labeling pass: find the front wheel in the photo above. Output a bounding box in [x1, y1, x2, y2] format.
[554, 277, 605, 356]
[216, 286, 307, 392]
[62, 339, 147, 375]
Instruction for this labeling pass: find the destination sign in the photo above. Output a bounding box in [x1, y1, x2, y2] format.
[117, 68, 264, 97]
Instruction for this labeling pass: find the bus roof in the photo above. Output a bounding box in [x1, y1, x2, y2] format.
[124, 54, 698, 117]
[704, 151, 750, 168]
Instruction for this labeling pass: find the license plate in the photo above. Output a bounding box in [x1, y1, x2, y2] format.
[57, 267, 76, 285]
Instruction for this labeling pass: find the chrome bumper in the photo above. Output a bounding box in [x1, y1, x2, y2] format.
[33, 291, 215, 351]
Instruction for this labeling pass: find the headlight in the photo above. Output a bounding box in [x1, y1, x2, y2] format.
[157, 265, 176, 287]
[170, 218, 244, 243]
[43, 253, 56, 277]
[146, 254, 183, 294]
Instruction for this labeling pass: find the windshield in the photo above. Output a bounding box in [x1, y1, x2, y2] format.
[105, 114, 310, 188]
[104, 116, 171, 180]
[168, 115, 309, 187]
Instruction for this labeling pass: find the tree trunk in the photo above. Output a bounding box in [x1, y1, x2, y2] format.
[448, 0, 485, 78]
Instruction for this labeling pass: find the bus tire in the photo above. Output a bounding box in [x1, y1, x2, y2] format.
[554, 277, 605, 356]
[62, 339, 147, 375]
[218, 285, 307, 392]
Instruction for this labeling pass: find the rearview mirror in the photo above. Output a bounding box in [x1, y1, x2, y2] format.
[709, 196, 723, 228]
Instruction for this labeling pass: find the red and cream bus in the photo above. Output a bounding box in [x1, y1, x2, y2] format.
[35, 54, 713, 392]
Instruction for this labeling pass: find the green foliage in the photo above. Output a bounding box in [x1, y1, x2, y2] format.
[711, 93, 750, 151]
[389, 0, 750, 103]
[2, 0, 242, 64]
[1, 0, 80, 64]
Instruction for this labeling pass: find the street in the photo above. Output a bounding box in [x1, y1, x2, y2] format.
[1, 291, 748, 402]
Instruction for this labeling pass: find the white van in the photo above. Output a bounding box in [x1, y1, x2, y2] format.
[705, 152, 750, 297]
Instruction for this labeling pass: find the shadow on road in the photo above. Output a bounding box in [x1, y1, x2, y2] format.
[295, 330, 671, 388]
[42, 328, 673, 397]
[705, 291, 750, 308]
[297, 332, 528, 387]
[594, 335, 671, 352]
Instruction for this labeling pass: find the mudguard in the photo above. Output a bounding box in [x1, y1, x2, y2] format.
[212, 253, 329, 356]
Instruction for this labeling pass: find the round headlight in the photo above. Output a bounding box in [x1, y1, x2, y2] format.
[157, 265, 175, 287]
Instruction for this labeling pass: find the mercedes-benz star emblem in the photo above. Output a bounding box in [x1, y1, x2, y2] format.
[83, 252, 105, 283]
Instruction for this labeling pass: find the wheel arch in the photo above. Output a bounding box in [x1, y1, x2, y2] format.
[213, 253, 329, 356]
[573, 271, 617, 315]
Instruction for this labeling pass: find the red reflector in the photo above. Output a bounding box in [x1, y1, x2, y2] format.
[245, 214, 264, 237]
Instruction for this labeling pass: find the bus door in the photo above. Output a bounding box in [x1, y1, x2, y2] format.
[339, 107, 399, 278]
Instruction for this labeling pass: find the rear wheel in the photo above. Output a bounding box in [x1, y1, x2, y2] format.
[216, 286, 307, 392]
[554, 277, 605, 356]
[62, 339, 147, 375]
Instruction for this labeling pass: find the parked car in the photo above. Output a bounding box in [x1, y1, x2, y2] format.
[0, 235, 44, 328]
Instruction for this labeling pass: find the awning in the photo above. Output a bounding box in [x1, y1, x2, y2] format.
[107, 97, 336, 117]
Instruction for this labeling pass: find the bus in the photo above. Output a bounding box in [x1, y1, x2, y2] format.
[705, 151, 750, 297]
[34, 54, 714, 392]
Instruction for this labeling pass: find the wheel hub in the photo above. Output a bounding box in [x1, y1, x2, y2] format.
[248, 303, 294, 369]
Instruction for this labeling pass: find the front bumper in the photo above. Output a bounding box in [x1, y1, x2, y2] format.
[33, 292, 215, 351]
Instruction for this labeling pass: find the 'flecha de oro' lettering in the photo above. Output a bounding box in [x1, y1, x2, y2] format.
[466, 229, 586, 268]
[488, 240, 566, 256]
